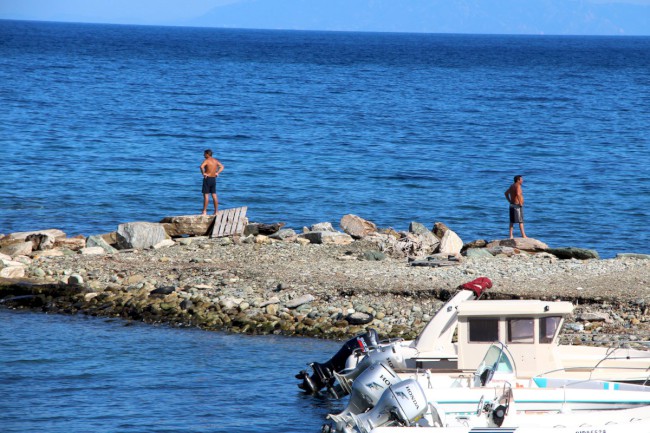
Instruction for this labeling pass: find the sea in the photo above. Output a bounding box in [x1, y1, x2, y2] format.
[1, 19, 650, 432]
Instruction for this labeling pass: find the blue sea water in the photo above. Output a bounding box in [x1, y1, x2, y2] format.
[0, 309, 344, 433]
[1, 20, 650, 433]
[1, 20, 650, 256]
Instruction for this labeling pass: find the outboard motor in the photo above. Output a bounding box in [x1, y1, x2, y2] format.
[325, 362, 401, 433]
[296, 329, 379, 395]
[334, 341, 407, 396]
[348, 378, 428, 433]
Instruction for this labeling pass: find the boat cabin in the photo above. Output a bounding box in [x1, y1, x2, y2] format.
[455, 300, 573, 377]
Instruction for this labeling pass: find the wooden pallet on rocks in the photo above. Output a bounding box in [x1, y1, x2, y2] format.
[209, 206, 248, 238]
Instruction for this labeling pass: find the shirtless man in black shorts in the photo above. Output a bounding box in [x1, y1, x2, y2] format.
[504, 175, 527, 239]
[200, 149, 224, 215]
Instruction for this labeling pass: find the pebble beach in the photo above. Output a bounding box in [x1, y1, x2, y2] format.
[2, 215, 650, 350]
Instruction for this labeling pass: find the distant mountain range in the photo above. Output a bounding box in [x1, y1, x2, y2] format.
[185, 0, 650, 35]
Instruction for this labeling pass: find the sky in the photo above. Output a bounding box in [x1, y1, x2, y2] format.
[1, 0, 649, 35]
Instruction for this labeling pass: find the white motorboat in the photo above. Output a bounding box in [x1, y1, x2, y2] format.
[300, 277, 650, 398]
[368, 390, 650, 433]
[331, 343, 650, 433]
[297, 277, 491, 395]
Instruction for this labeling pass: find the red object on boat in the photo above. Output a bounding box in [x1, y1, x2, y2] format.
[460, 277, 492, 297]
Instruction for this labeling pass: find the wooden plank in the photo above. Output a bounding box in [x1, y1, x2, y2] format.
[210, 206, 248, 238]
[234, 206, 248, 235]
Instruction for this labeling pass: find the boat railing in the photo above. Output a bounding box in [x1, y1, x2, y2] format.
[534, 365, 650, 387]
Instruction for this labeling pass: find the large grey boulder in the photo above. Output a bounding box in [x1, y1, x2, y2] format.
[86, 235, 118, 254]
[301, 231, 353, 245]
[310, 222, 336, 232]
[409, 222, 440, 253]
[465, 248, 495, 259]
[341, 214, 378, 239]
[547, 247, 600, 260]
[0, 242, 33, 257]
[269, 228, 297, 240]
[486, 238, 549, 252]
[160, 215, 215, 237]
[116, 222, 169, 250]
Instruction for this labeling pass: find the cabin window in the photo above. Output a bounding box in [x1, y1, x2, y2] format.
[540, 316, 562, 343]
[507, 318, 534, 343]
[468, 318, 499, 342]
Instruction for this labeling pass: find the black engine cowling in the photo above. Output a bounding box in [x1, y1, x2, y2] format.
[296, 328, 379, 395]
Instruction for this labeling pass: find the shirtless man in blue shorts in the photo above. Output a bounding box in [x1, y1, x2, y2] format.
[504, 175, 527, 239]
[200, 149, 224, 215]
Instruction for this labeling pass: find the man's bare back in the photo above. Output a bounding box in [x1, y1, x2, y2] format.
[200, 157, 221, 177]
[505, 182, 524, 205]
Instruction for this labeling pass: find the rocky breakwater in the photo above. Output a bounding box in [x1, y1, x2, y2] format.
[2, 214, 650, 347]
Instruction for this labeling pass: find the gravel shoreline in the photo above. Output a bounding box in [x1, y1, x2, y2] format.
[2, 234, 650, 348]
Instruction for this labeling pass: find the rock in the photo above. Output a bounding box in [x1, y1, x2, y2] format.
[269, 228, 297, 240]
[54, 237, 86, 251]
[180, 299, 194, 311]
[310, 222, 336, 232]
[616, 253, 650, 260]
[486, 238, 549, 252]
[116, 222, 169, 250]
[150, 286, 176, 296]
[86, 235, 118, 254]
[244, 222, 286, 236]
[25, 233, 56, 250]
[361, 250, 386, 261]
[346, 312, 374, 325]
[487, 246, 518, 257]
[578, 312, 612, 323]
[564, 322, 585, 332]
[0, 242, 32, 257]
[68, 274, 84, 286]
[465, 248, 494, 259]
[13, 256, 31, 265]
[411, 225, 440, 254]
[30, 267, 46, 278]
[159, 215, 214, 237]
[408, 222, 429, 236]
[301, 231, 353, 245]
[463, 239, 488, 251]
[295, 237, 311, 246]
[1, 258, 25, 268]
[0, 266, 25, 278]
[438, 229, 463, 256]
[84, 292, 99, 301]
[432, 222, 450, 239]
[547, 247, 600, 260]
[35, 250, 64, 257]
[340, 214, 378, 239]
[0, 252, 10, 261]
[79, 247, 106, 255]
[0, 229, 66, 244]
[153, 239, 176, 249]
[260, 297, 280, 307]
[255, 235, 271, 244]
[286, 294, 315, 309]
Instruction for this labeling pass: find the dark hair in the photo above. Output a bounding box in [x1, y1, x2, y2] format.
[514, 175, 523, 182]
[204, 149, 213, 156]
